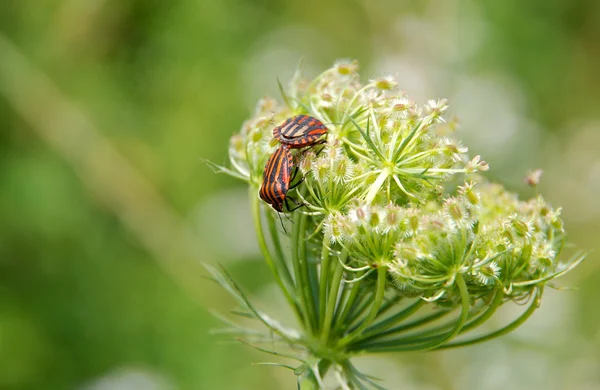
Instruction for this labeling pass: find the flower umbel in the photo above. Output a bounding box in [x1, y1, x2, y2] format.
[208, 60, 584, 389]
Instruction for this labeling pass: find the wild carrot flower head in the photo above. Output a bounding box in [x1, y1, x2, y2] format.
[210, 60, 584, 389]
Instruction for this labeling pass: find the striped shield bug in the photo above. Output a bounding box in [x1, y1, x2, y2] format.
[273, 115, 328, 148]
[259, 145, 304, 213]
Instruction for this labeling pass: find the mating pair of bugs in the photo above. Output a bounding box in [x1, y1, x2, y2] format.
[259, 115, 328, 213]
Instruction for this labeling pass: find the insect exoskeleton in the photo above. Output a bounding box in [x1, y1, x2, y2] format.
[273, 115, 328, 149]
[259, 145, 303, 213]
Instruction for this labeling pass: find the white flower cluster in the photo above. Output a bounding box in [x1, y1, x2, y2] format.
[226, 60, 574, 305]
[215, 60, 583, 388]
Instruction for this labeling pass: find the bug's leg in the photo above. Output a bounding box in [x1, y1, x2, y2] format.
[290, 165, 300, 182]
[289, 175, 305, 191]
[288, 203, 305, 212]
[313, 140, 327, 156]
[285, 196, 306, 212]
[288, 163, 306, 190]
[279, 199, 298, 223]
[315, 138, 327, 146]
[277, 211, 288, 233]
[299, 139, 327, 157]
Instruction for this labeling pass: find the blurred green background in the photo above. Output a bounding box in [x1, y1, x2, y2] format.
[1, 0, 599, 389]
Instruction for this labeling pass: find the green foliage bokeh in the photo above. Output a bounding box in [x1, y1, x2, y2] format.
[0, 1, 599, 389]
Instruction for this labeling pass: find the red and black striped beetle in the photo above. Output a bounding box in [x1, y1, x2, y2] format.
[259, 145, 303, 213]
[273, 115, 328, 149]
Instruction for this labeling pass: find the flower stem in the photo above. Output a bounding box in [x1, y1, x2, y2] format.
[318, 241, 331, 329]
[351, 310, 450, 351]
[250, 187, 301, 321]
[438, 286, 542, 350]
[459, 289, 503, 333]
[292, 207, 316, 334]
[301, 211, 320, 331]
[333, 271, 364, 330]
[357, 273, 472, 352]
[337, 266, 387, 347]
[320, 249, 348, 344]
[358, 298, 425, 341]
[297, 359, 333, 390]
[345, 290, 374, 330]
[365, 168, 390, 204]
[265, 210, 295, 293]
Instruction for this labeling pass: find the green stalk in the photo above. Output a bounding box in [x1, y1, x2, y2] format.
[351, 310, 450, 351]
[409, 273, 471, 350]
[357, 299, 425, 341]
[297, 369, 320, 390]
[337, 266, 387, 347]
[358, 273, 472, 352]
[333, 272, 365, 331]
[320, 249, 348, 344]
[291, 205, 314, 334]
[365, 169, 390, 204]
[437, 286, 542, 350]
[392, 118, 425, 161]
[357, 309, 479, 351]
[344, 290, 374, 332]
[459, 289, 503, 333]
[297, 359, 333, 390]
[372, 294, 403, 319]
[250, 188, 301, 321]
[298, 211, 319, 331]
[265, 210, 295, 295]
[368, 295, 491, 345]
[354, 290, 508, 350]
[318, 241, 331, 329]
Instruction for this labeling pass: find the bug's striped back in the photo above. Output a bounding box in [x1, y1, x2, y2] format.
[259, 146, 293, 212]
[273, 115, 328, 148]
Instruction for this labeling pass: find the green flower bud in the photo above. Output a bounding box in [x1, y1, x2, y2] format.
[371, 75, 399, 91]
